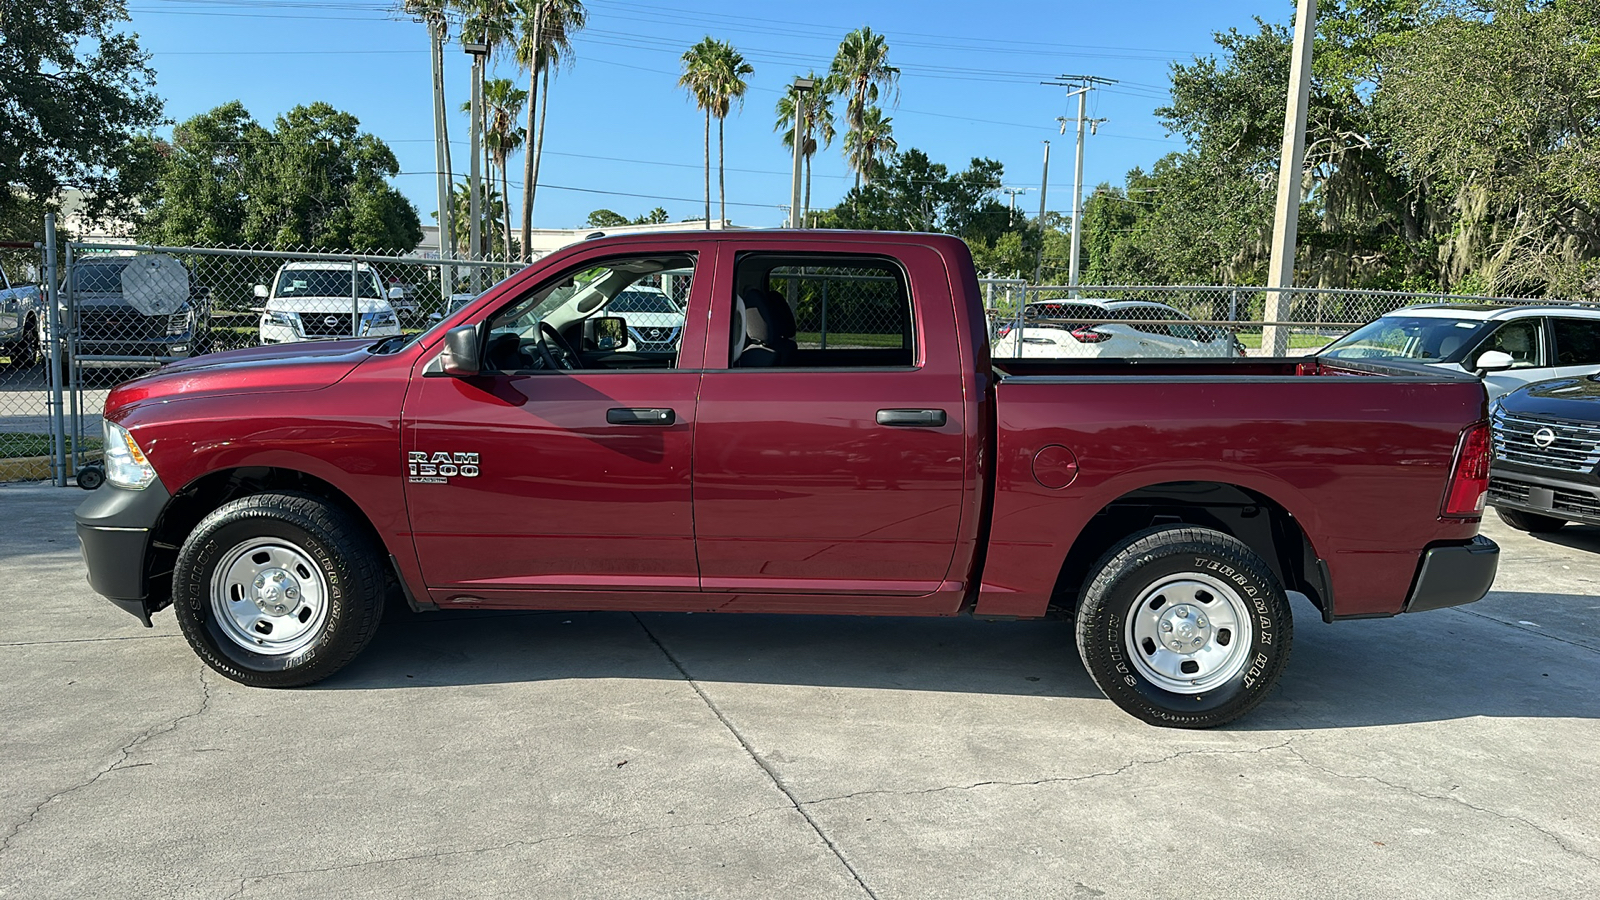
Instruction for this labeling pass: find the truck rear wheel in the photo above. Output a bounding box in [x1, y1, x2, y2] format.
[171, 491, 385, 688]
[1075, 526, 1293, 728]
[1494, 507, 1566, 534]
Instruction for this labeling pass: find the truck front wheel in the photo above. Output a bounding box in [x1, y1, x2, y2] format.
[1075, 526, 1293, 728]
[171, 491, 386, 688]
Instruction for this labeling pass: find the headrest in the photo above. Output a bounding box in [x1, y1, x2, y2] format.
[740, 287, 774, 343]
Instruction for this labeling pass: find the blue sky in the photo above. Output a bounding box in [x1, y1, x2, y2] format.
[128, 0, 1291, 230]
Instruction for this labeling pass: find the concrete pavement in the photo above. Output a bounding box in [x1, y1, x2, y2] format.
[1, 482, 1596, 898]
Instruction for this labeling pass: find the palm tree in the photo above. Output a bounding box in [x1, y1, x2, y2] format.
[679, 38, 721, 228]
[482, 78, 527, 261]
[709, 43, 752, 227]
[843, 106, 896, 187]
[775, 72, 835, 226]
[446, 178, 508, 256]
[516, 0, 586, 258]
[830, 27, 899, 189]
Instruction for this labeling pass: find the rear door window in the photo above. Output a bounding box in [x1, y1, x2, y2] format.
[1552, 318, 1600, 366]
[1477, 319, 1546, 368]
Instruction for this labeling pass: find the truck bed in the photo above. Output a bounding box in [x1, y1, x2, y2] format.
[980, 354, 1488, 619]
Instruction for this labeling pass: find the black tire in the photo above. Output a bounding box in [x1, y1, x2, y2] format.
[1075, 526, 1293, 729]
[1494, 507, 1566, 534]
[8, 316, 39, 367]
[172, 491, 386, 688]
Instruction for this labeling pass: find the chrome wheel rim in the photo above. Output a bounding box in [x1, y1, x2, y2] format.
[209, 539, 330, 656]
[1125, 572, 1254, 694]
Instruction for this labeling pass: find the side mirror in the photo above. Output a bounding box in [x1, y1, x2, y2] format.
[438, 324, 480, 376]
[388, 286, 406, 301]
[1475, 350, 1515, 374]
[253, 284, 269, 300]
[583, 316, 630, 351]
[427, 312, 443, 323]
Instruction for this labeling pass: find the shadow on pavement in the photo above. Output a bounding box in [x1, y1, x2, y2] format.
[1527, 524, 1600, 554]
[324, 595, 1600, 731]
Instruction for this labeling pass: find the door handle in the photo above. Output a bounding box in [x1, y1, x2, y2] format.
[606, 407, 675, 426]
[876, 408, 947, 427]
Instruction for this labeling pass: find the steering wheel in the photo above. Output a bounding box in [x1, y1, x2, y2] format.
[536, 321, 584, 370]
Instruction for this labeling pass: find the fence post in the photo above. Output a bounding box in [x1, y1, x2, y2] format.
[350, 257, 360, 338]
[43, 215, 66, 486]
[65, 241, 81, 476]
[819, 276, 829, 351]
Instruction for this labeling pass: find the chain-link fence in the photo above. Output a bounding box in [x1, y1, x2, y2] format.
[8, 221, 1596, 484]
[980, 282, 1597, 358]
[0, 239, 53, 473]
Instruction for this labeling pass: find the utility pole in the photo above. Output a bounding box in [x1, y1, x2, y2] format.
[425, 18, 453, 300]
[1002, 187, 1028, 224]
[1043, 75, 1115, 293]
[1033, 141, 1050, 285]
[1263, 0, 1317, 357]
[789, 77, 816, 229]
[465, 40, 488, 292]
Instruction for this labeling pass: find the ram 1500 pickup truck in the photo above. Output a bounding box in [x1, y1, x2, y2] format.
[76, 231, 1500, 728]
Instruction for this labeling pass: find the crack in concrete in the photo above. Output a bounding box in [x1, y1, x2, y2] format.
[1, 633, 182, 648]
[1281, 744, 1600, 865]
[1450, 607, 1600, 656]
[222, 804, 796, 897]
[0, 666, 214, 856]
[630, 613, 880, 900]
[799, 739, 1297, 807]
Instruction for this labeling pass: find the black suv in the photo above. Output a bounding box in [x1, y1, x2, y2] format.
[1487, 373, 1600, 532]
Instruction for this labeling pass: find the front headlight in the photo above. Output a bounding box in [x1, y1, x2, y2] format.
[263, 310, 298, 329]
[166, 305, 193, 336]
[103, 421, 158, 491]
[360, 311, 397, 335]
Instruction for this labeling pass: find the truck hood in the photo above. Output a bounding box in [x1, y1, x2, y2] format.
[267, 297, 395, 315]
[1498, 372, 1600, 419]
[106, 339, 374, 413]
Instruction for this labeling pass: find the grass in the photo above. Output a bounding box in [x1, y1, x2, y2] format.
[1, 433, 101, 459]
[795, 331, 904, 349]
[1234, 332, 1330, 350]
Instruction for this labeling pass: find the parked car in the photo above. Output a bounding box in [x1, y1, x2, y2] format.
[256, 262, 403, 344]
[77, 231, 1499, 729]
[67, 255, 211, 365]
[992, 299, 1243, 358]
[1486, 372, 1600, 533]
[0, 260, 44, 367]
[1320, 304, 1600, 401]
[601, 284, 686, 352]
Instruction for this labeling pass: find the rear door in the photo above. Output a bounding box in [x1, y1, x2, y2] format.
[691, 241, 970, 600]
[1547, 316, 1600, 382]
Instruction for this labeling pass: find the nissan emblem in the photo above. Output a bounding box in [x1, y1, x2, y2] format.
[324, 316, 340, 328]
[1533, 427, 1557, 449]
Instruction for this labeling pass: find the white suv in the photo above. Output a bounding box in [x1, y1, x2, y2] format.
[1319, 304, 1600, 401]
[257, 262, 404, 344]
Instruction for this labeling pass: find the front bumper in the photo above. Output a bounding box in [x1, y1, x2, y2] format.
[1488, 467, 1600, 526]
[1403, 535, 1500, 613]
[75, 480, 172, 626]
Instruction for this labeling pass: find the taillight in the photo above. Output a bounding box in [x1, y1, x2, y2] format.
[997, 324, 1012, 337]
[1070, 327, 1110, 343]
[1442, 421, 1491, 517]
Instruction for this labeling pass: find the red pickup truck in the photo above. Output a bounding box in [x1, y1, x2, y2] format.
[76, 231, 1499, 728]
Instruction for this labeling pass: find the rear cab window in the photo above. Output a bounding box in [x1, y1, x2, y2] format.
[728, 253, 915, 369]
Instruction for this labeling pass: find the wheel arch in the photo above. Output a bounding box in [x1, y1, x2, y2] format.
[1048, 480, 1331, 621]
[146, 466, 391, 609]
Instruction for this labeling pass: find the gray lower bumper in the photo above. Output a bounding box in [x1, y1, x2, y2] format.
[1404, 536, 1500, 614]
[75, 480, 172, 625]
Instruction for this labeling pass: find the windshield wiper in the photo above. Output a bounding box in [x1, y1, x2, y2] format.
[368, 335, 410, 354]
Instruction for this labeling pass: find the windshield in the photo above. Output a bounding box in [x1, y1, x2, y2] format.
[1321, 315, 1488, 361]
[72, 263, 129, 293]
[275, 268, 381, 299]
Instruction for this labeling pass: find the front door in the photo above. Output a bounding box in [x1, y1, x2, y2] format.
[691, 246, 970, 600]
[402, 249, 708, 604]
